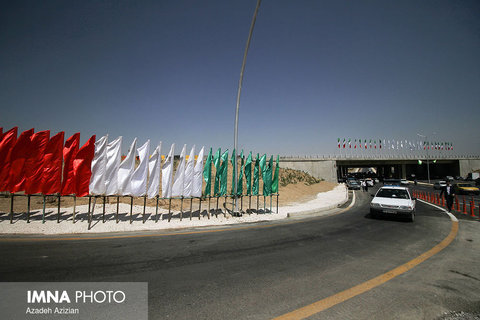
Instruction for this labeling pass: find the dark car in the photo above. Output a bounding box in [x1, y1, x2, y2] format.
[383, 179, 401, 186]
[346, 180, 361, 190]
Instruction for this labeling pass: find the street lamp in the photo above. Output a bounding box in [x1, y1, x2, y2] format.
[233, 0, 262, 216]
[417, 132, 435, 183]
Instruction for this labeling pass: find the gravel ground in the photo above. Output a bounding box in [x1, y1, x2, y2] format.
[0, 184, 348, 235]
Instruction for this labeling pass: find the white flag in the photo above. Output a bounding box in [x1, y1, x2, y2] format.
[147, 142, 162, 199]
[183, 145, 195, 198]
[89, 135, 108, 195]
[105, 136, 122, 196]
[129, 140, 150, 197]
[192, 146, 204, 197]
[171, 144, 186, 197]
[162, 143, 175, 198]
[118, 138, 137, 196]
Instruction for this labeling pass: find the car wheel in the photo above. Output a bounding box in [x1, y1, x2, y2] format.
[408, 212, 415, 222]
[369, 209, 377, 219]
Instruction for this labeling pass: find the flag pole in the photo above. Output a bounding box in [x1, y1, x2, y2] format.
[87, 196, 92, 222]
[168, 198, 172, 222]
[276, 194, 279, 213]
[57, 194, 61, 223]
[10, 193, 14, 224]
[143, 196, 147, 223]
[130, 196, 133, 224]
[27, 195, 31, 223]
[42, 195, 46, 223]
[73, 195, 77, 223]
[116, 196, 119, 223]
[270, 195, 272, 213]
[190, 198, 193, 220]
[155, 195, 159, 222]
[198, 198, 202, 220]
[103, 196, 106, 223]
[207, 196, 211, 219]
[180, 197, 184, 221]
[233, 0, 261, 215]
[224, 195, 227, 217]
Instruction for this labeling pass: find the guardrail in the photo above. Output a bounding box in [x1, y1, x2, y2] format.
[280, 155, 480, 161]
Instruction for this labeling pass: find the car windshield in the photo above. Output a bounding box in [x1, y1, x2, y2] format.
[376, 189, 410, 199]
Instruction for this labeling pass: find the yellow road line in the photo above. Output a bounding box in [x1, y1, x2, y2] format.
[274, 219, 459, 320]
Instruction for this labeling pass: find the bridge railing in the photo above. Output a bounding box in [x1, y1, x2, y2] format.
[280, 154, 480, 161]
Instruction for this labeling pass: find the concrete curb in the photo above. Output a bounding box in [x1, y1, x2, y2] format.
[287, 185, 351, 218]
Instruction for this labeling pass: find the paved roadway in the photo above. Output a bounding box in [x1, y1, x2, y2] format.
[1, 188, 479, 319]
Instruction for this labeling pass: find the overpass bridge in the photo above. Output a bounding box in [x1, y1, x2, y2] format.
[280, 155, 480, 182]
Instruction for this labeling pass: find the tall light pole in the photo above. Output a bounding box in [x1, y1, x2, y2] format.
[417, 132, 435, 183]
[233, 0, 262, 216]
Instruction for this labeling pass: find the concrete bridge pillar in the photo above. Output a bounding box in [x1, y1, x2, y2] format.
[401, 164, 407, 179]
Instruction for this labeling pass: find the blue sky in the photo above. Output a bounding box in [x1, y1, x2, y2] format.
[1, 0, 479, 156]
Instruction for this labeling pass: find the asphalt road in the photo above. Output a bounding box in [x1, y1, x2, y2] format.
[1, 188, 479, 320]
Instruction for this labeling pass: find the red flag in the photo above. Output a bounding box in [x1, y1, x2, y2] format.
[73, 135, 96, 197]
[61, 133, 80, 195]
[41, 132, 64, 195]
[25, 130, 50, 194]
[8, 128, 34, 193]
[0, 127, 18, 191]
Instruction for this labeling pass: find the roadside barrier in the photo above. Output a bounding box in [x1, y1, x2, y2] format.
[470, 197, 476, 217]
[414, 189, 479, 218]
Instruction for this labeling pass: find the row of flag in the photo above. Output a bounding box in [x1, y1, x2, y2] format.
[203, 149, 279, 198]
[0, 127, 280, 199]
[337, 138, 454, 151]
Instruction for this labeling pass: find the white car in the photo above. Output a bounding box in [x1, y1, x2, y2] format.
[433, 181, 447, 190]
[370, 186, 416, 222]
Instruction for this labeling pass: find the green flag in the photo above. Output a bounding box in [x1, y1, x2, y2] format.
[272, 155, 279, 194]
[259, 154, 270, 196]
[219, 149, 229, 196]
[213, 148, 221, 196]
[264, 155, 273, 196]
[245, 152, 252, 195]
[237, 150, 244, 196]
[252, 154, 260, 196]
[230, 149, 236, 195]
[202, 148, 213, 197]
